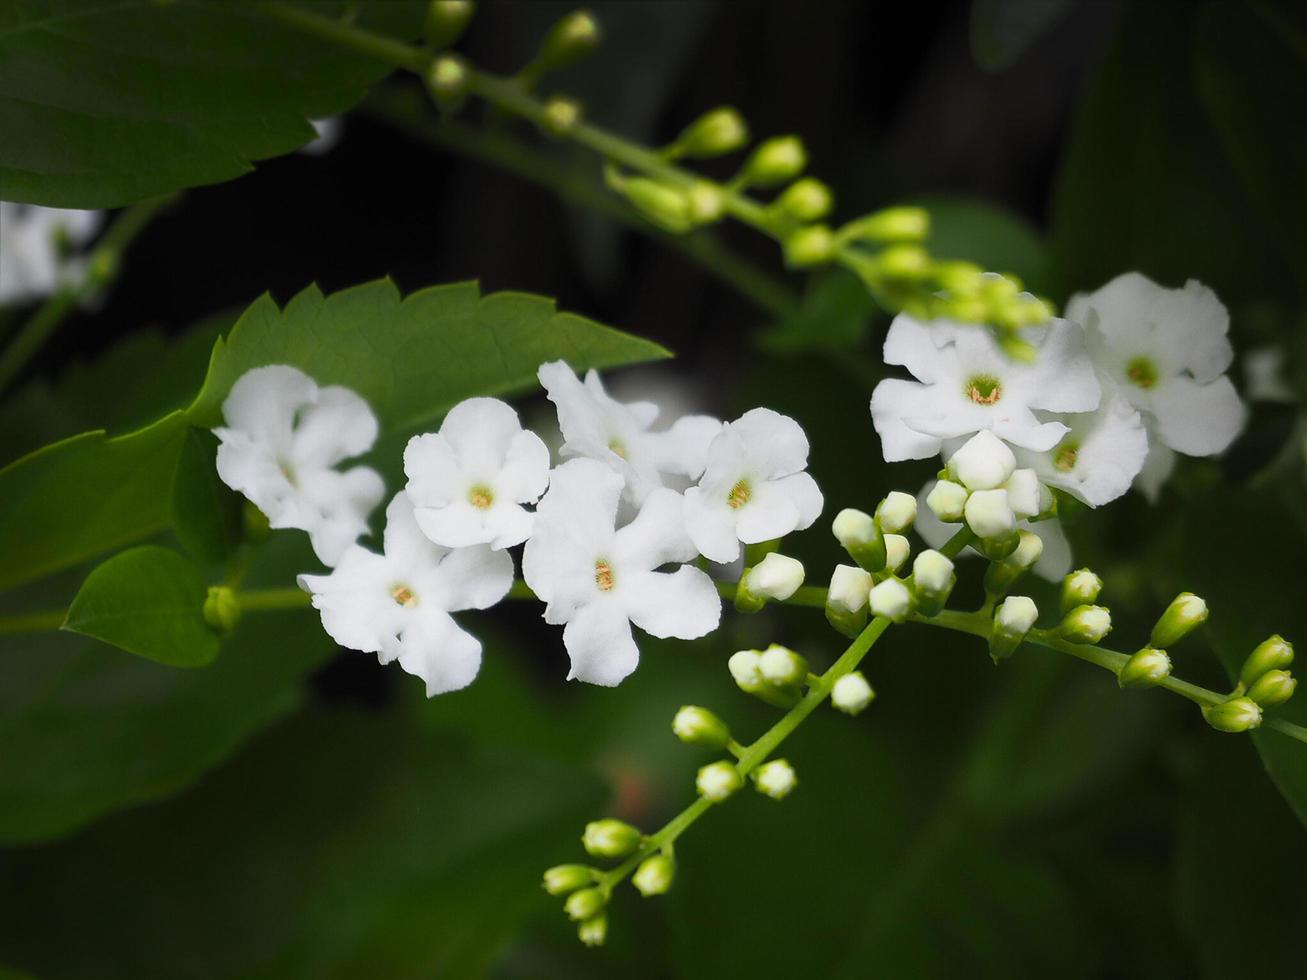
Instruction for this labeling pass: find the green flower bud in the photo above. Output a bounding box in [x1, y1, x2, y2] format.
[533, 9, 601, 76]
[1118, 648, 1172, 689]
[844, 206, 929, 243]
[983, 530, 1042, 598]
[1203, 696, 1263, 733]
[759, 644, 808, 687]
[577, 913, 608, 947]
[632, 854, 675, 897]
[685, 181, 726, 223]
[543, 864, 594, 896]
[871, 243, 930, 281]
[671, 705, 731, 749]
[933, 260, 984, 294]
[202, 585, 241, 634]
[541, 95, 582, 137]
[425, 0, 475, 50]
[565, 886, 607, 922]
[582, 819, 642, 858]
[831, 671, 874, 715]
[1150, 592, 1208, 649]
[696, 760, 743, 802]
[675, 107, 749, 158]
[775, 178, 832, 221]
[610, 175, 692, 233]
[990, 595, 1037, 662]
[753, 758, 797, 800]
[783, 224, 835, 267]
[1247, 669, 1297, 708]
[911, 549, 956, 617]
[1241, 635, 1295, 689]
[1060, 568, 1103, 614]
[426, 54, 469, 109]
[832, 507, 886, 571]
[742, 136, 807, 186]
[1060, 604, 1112, 644]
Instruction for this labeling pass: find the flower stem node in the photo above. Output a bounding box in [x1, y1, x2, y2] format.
[1247, 669, 1297, 708]
[740, 553, 805, 608]
[532, 9, 601, 77]
[1060, 568, 1103, 614]
[926, 479, 969, 523]
[844, 206, 929, 244]
[869, 578, 914, 623]
[1150, 592, 1208, 649]
[1118, 648, 1172, 689]
[426, 54, 469, 110]
[912, 550, 956, 617]
[543, 864, 595, 896]
[424, 1, 476, 51]
[1060, 605, 1112, 644]
[564, 886, 607, 922]
[1203, 696, 1263, 734]
[875, 490, 917, 534]
[672, 705, 731, 749]
[990, 596, 1037, 662]
[783, 225, 835, 268]
[948, 431, 1016, 491]
[697, 760, 744, 802]
[883, 534, 911, 574]
[983, 530, 1043, 598]
[775, 178, 833, 221]
[541, 96, 583, 137]
[832, 671, 875, 715]
[1241, 635, 1295, 689]
[826, 564, 872, 637]
[964, 489, 1017, 541]
[577, 914, 608, 947]
[753, 758, 797, 800]
[202, 585, 241, 634]
[832, 508, 886, 571]
[674, 107, 749, 158]
[759, 644, 808, 687]
[741, 136, 807, 186]
[582, 819, 643, 858]
[632, 854, 675, 897]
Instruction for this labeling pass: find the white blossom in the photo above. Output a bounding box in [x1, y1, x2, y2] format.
[522, 458, 720, 686]
[0, 203, 101, 305]
[403, 397, 549, 550]
[684, 408, 824, 563]
[214, 365, 385, 566]
[538, 360, 722, 504]
[298, 492, 513, 696]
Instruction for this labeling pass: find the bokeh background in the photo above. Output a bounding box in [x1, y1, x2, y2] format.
[2, 1, 1306, 977]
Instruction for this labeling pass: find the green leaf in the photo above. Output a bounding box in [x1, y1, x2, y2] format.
[62, 545, 218, 667]
[0, 0, 423, 207]
[170, 428, 242, 563]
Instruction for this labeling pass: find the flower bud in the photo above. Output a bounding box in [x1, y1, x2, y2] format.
[876, 490, 917, 534]
[759, 644, 808, 687]
[672, 705, 731, 749]
[926, 479, 968, 523]
[577, 913, 607, 947]
[783, 225, 835, 267]
[728, 649, 763, 691]
[1060, 568, 1103, 614]
[614, 176, 692, 233]
[1247, 669, 1297, 708]
[685, 181, 725, 223]
[565, 886, 607, 922]
[832, 507, 886, 571]
[982, 530, 1042, 598]
[425, 0, 475, 51]
[1118, 648, 1172, 689]
[826, 564, 871, 638]
[1003, 468, 1044, 520]
[1060, 604, 1112, 644]
[831, 671, 874, 715]
[533, 9, 601, 76]
[775, 178, 832, 221]
[742, 553, 805, 603]
[883, 534, 910, 574]
[934, 260, 984, 294]
[426, 54, 469, 110]
[676, 107, 749, 158]
[203, 585, 241, 634]
[965, 489, 1017, 541]
[871, 243, 930, 281]
[845, 206, 929, 243]
[541, 96, 582, 137]
[989, 595, 1037, 661]
[948, 431, 1017, 491]
[1203, 696, 1263, 733]
[742, 136, 807, 186]
[1240, 635, 1295, 689]
[1149, 592, 1208, 650]
[912, 549, 956, 617]
[632, 854, 675, 897]
[753, 758, 797, 800]
[543, 864, 594, 896]
[869, 577, 914, 623]
[696, 760, 743, 802]
[582, 819, 642, 858]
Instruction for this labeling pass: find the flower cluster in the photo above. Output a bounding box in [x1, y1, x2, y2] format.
[213, 360, 823, 694]
[0, 202, 101, 305]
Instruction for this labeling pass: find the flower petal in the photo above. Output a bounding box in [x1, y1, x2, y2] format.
[736, 473, 822, 543]
[1134, 440, 1176, 503]
[382, 490, 449, 570]
[729, 407, 811, 478]
[522, 458, 622, 610]
[1026, 320, 1102, 414]
[439, 397, 525, 476]
[397, 609, 483, 696]
[403, 432, 466, 507]
[499, 429, 552, 503]
[623, 566, 721, 640]
[870, 379, 944, 461]
[562, 599, 641, 686]
[683, 486, 741, 564]
[423, 542, 514, 611]
[613, 488, 696, 570]
[1149, 374, 1244, 456]
[645, 414, 724, 480]
[220, 364, 316, 452]
[292, 385, 379, 468]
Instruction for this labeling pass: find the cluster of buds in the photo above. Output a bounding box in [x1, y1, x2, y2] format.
[729, 644, 809, 708]
[931, 432, 1049, 561]
[1206, 635, 1298, 733]
[670, 703, 795, 802]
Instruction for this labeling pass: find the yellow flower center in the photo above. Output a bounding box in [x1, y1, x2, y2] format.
[594, 560, 614, 592]
[608, 439, 628, 459]
[391, 584, 418, 608]
[965, 374, 1003, 405]
[468, 485, 494, 509]
[1054, 443, 1079, 472]
[727, 479, 751, 509]
[1126, 356, 1158, 389]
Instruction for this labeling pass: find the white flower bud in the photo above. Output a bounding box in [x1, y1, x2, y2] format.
[875, 491, 917, 533]
[745, 552, 805, 601]
[912, 550, 955, 595]
[671, 705, 731, 748]
[1150, 592, 1208, 649]
[753, 758, 797, 800]
[827, 564, 872, 614]
[1003, 468, 1043, 519]
[948, 430, 1016, 491]
[759, 644, 808, 686]
[983, 529, 1043, 597]
[926, 479, 969, 523]
[1061, 604, 1112, 644]
[832, 507, 886, 571]
[582, 819, 642, 858]
[869, 577, 914, 622]
[577, 914, 608, 947]
[696, 760, 744, 802]
[1118, 648, 1172, 689]
[1060, 568, 1103, 613]
[632, 854, 675, 897]
[831, 671, 874, 715]
[728, 649, 763, 692]
[995, 595, 1039, 636]
[964, 488, 1017, 540]
[883, 533, 910, 573]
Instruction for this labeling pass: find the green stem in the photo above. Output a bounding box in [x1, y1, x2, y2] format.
[235, 587, 312, 613]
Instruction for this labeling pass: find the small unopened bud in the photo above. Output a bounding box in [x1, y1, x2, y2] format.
[775, 178, 832, 221]
[676, 107, 748, 158]
[1060, 568, 1103, 614]
[833, 507, 886, 571]
[672, 705, 731, 749]
[685, 181, 725, 223]
[846, 206, 929, 243]
[831, 671, 874, 715]
[746, 553, 805, 601]
[1248, 669, 1297, 708]
[1241, 635, 1295, 689]
[203, 585, 241, 633]
[1118, 648, 1172, 689]
[577, 913, 607, 947]
[696, 760, 743, 802]
[826, 564, 872, 638]
[934, 260, 984, 294]
[533, 10, 601, 76]
[582, 819, 642, 858]
[983, 530, 1042, 598]
[883, 534, 911, 574]
[541, 96, 582, 136]
[912, 550, 956, 616]
[1150, 593, 1208, 650]
[1060, 604, 1112, 644]
[615, 177, 692, 233]
[425, 1, 475, 50]
[565, 886, 607, 922]
[543, 864, 594, 896]
[753, 759, 797, 800]
[783, 224, 835, 267]
[426, 54, 469, 109]
[1203, 696, 1263, 733]
[926, 480, 968, 523]
[1003, 468, 1043, 519]
[991, 595, 1037, 662]
[965, 489, 1017, 541]
[871, 243, 930, 281]
[742, 136, 807, 186]
[876, 490, 917, 534]
[869, 578, 914, 623]
[759, 644, 808, 687]
[948, 431, 1017, 491]
[632, 854, 675, 897]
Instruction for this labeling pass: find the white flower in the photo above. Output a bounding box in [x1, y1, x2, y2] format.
[870, 314, 1100, 461]
[214, 365, 385, 565]
[522, 458, 721, 686]
[538, 360, 722, 504]
[1070, 272, 1245, 464]
[0, 203, 101, 305]
[684, 408, 824, 563]
[403, 397, 549, 550]
[298, 492, 513, 696]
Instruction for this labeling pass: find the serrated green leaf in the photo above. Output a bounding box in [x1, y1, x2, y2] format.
[170, 427, 242, 563]
[0, 0, 424, 207]
[62, 545, 217, 667]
